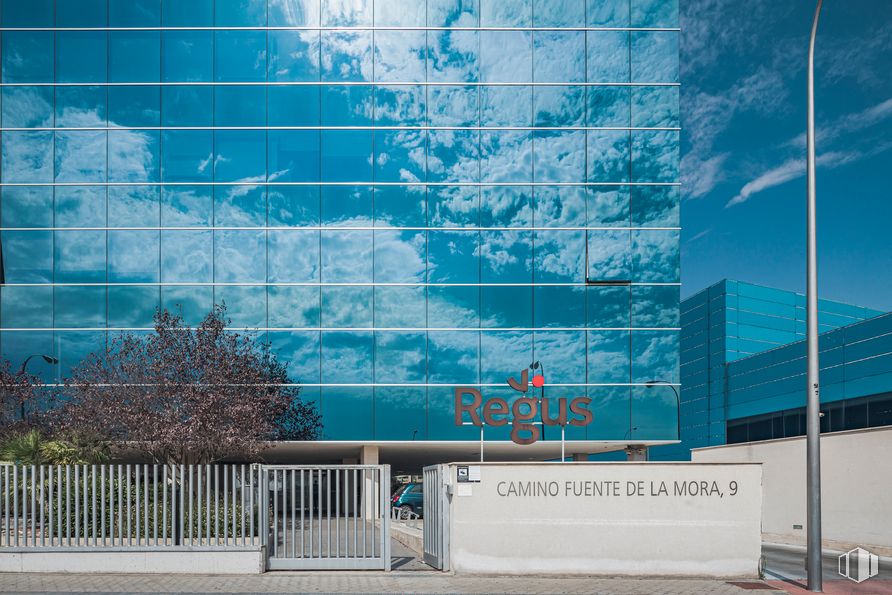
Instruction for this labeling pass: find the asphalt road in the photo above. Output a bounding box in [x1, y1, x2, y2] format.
[762, 543, 891, 583]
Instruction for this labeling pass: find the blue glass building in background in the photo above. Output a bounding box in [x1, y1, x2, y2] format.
[0, 0, 680, 455]
[653, 279, 889, 461]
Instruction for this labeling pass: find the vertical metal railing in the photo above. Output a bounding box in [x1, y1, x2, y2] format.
[0, 464, 261, 549]
[263, 465, 390, 570]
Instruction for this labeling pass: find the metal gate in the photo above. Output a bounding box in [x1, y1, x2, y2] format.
[261, 465, 390, 570]
[422, 464, 449, 570]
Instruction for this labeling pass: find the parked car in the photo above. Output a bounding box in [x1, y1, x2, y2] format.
[391, 482, 423, 518]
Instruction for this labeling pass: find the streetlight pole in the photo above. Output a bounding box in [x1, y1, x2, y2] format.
[18, 354, 58, 422]
[806, 1, 824, 591]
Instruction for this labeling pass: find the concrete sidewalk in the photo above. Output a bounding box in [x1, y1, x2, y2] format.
[0, 572, 786, 594]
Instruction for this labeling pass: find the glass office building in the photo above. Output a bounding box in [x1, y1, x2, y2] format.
[653, 280, 885, 460]
[0, 0, 680, 445]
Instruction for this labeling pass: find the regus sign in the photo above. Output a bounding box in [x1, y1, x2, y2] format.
[454, 369, 593, 445]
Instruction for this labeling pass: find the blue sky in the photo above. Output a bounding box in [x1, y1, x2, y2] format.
[680, 0, 892, 311]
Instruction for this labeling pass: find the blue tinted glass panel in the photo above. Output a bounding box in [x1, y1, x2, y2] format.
[481, 86, 531, 127]
[322, 0, 371, 26]
[2, 87, 54, 128]
[110, 0, 161, 26]
[2, 132, 54, 182]
[268, 130, 320, 182]
[215, 86, 266, 126]
[56, 0, 106, 26]
[55, 86, 106, 128]
[56, 32, 107, 83]
[633, 285, 680, 328]
[587, 32, 629, 83]
[321, 31, 372, 82]
[161, 231, 212, 282]
[428, 331, 479, 384]
[55, 131, 107, 182]
[3, 1, 53, 26]
[588, 331, 630, 383]
[2, 286, 54, 328]
[2, 33, 54, 83]
[587, 87, 630, 127]
[109, 286, 159, 328]
[162, 285, 214, 325]
[534, 131, 585, 182]
[534, 86, 584, 127]
[161, 131, 213, 182]
[215, 230, 266, 283]
[587, 286, 630, 328]
[632, 0, 678, 27]
[428, 287, 479, 328]
[480, 231, 532, 283]
[269, 331, 320, 383]
[534, 31, 584, 83]
[375, 31, 426, 83]
[215, 286, 266, 327]
[632, 230, 679, 282]
[480, 131, 532, 183]
[269, 30, 321, 81]
[321, 332, 373, 383]
[269, 86, 320, 126]
[587, 130, 630, 183]
[481, 330, 531, 383]
[266, 176, 316, 225]
[322, 286, 372, 328]
[375, 185, 426, 227]
[270, 0, 320, 26]
[2, 187, 53, 228]
[632, 331, 679, 383]
[631, 186, 679, 227]
[1, 231, 53, 283]
[215, 0, 266, 26]
[374, 230, 426, 283]
[163, 31, 213, 82]
[55, 289, 105, 327]
[533, 230, 584, 283]
[109, 86, 161, 127]
[216, 31, 267, 82]
[534, 286, 585, 328]
[632, 131, 679, 182]
[109, 130, 160, 183]
[376, 86, 425, 127]
[632, 32, 679, 83]
[268, 230, 320, 282]
[268, 286, 320, 328]
[321, 131, 373, 182]
[109, 230, 160, 282]
[162, 186, 212, 226]
[481, 186, 531, 227]
[587, 230, 631, 282]
[481, 0, 530, 26]
[55, 230, 106, 283]
[376, 388, 427, 440]
[214, 185, 266, 226]
[480, 32, 531, 83]
[428, 31, 478, 83]
[321, 388, 373, 439]
[322, 186, 372, 226]
[374, 130, 426, 183]
[428, 231, 479, 283]
[55, 186, 105, 227]
[161, 87, 213, 126]
[322, 86, 372, 126]
[428, 87, 477, 127]
[375, 286, 426, 328]
[587, 186, 629, 227]
[588, 0, 629, 26]
[109, 32, 161, 83]
[376, 333, 426, 382]
[109, 186, 160, 228]
[162, 0, 213, 26]
[632, 86, 679, 128]
[482, 286, 532, 328]
[535, 330, 586, 383]
[321, 230, 372, 283]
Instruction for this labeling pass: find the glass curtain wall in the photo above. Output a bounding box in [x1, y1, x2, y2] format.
[0, 0, 680, 441]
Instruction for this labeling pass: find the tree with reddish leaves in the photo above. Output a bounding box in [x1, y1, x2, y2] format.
[54, 305, 321, 464]
[0, 359, 45, 432]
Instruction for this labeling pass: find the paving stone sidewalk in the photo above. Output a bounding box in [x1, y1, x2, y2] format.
[0, 572, 788, 594]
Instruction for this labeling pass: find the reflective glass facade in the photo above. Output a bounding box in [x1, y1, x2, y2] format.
[655, 280, 884, 460]
[0, 0, 680, 441]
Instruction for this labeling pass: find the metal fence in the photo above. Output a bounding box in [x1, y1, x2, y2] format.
[262, 465, 391, 570]
[0, 464, 262, 548]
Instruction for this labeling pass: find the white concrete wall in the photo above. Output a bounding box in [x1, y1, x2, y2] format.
[0, 548, 264, 574]
[442, 462, 762, 577]
[692, 426, 892, 556]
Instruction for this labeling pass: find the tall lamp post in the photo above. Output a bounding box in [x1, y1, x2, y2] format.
[18, 354, 58, 422]
[806, 1, 825, 591]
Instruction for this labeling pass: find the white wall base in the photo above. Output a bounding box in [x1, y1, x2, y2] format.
[0, 548, 265, 574]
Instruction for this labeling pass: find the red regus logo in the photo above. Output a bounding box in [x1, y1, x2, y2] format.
[454, 369, 593, 445]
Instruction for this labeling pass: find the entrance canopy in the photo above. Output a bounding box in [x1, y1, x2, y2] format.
[261, 440, 678, 472]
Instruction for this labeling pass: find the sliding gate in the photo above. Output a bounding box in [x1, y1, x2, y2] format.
[262, 465, 391, 570]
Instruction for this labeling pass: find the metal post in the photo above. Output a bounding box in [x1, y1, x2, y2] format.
[806, 1, 824, 591]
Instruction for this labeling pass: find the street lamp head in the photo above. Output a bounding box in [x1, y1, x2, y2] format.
[41, 355, 59, 365]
